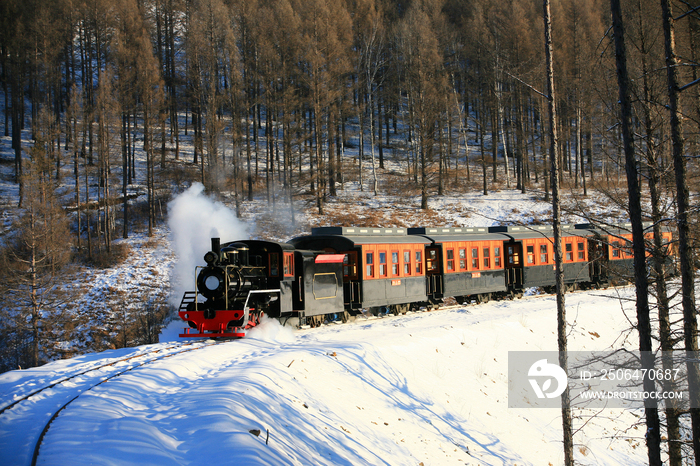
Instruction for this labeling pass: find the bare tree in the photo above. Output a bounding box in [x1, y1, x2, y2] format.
[397, 2, 447, 210]
[357, 8, 386, 197]
[659, 1, 700, 463]
[609, 0, 663, 463]
[543, 1, 573, 464]
[5, 117, 71, 367]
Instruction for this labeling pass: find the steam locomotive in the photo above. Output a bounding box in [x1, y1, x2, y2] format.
[178, 223, 675, 338]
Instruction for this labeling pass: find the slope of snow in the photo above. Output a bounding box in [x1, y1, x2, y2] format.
[1, 286, 651, 466]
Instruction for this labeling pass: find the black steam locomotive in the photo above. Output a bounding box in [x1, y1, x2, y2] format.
[178, 223, 675, 338]
[178, 237, 346, 337]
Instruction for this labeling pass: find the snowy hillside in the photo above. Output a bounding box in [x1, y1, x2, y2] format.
[1, 279, 661, 466]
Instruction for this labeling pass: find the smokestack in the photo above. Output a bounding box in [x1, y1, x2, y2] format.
[211, 238, 221, 258]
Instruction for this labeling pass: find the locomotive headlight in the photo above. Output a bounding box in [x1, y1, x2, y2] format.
[204, 275, 221, 290]
[204, 251, 218, 265]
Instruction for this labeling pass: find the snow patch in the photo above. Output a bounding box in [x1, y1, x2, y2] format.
[246, 316, 296, 343]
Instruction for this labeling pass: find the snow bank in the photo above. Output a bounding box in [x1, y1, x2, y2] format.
[0, 286, 653, 466]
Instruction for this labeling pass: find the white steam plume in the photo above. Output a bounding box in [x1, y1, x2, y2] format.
[168, 183, 249, 307]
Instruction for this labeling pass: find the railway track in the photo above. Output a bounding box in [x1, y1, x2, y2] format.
[299, 282, 627, 330]
[0, 339, 225, 466]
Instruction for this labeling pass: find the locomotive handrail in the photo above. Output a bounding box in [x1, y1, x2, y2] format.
[243, 289, 281, 324]
[193, 264, 245, 313]
[193, 266, 204, 313]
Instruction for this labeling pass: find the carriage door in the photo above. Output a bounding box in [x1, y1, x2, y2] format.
[342, 251, 361, 310]
[426, 247, 443, 297]
[587, 239, 606, 281]
[505, 242, 523, 288]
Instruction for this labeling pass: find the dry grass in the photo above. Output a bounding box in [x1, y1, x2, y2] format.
[142, 236, 162, 249]
[89, 243, 132, 269]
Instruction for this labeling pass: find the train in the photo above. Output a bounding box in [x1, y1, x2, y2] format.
[177, 223, 675, 338]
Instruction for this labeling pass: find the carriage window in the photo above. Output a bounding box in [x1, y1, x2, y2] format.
[415, 250, 423, 274]
[540, 244, 548, 264]
[471, 248, 479, 269]
[483, 247, 490, 268]
[269, 253, 279, 276]
[379, 252, 387, 277]
[446, 249, 455, 271]
[427, 249, 439, 272]
[565, 243, 573, 261]
[578, 242, 585, 260]
[612, 241, 620, 258]
[392, 251, 399, 276]
[404, 250, 412, 275]
[343, 252, 357, 280]
[459, 248, 467, 270]
[366, 252, 374, 278]
[495, 247, 501, 267]
[527, 245, 534, 264]
[284, 252, 295, 277]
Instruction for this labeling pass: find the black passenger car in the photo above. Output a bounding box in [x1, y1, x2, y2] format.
[407, 227, 508, 303]
[487, 225, 591, 293]
[290, 227, 432, 314]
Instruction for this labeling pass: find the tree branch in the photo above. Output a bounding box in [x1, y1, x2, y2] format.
[502, 70, 548, 99]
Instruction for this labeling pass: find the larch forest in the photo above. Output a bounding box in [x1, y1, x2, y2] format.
[1, 0, 700, 464]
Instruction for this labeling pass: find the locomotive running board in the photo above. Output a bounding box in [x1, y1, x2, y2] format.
[179, 289, 281, 338]
[178, 308, 243, 338]
[179, 327, 239, 338]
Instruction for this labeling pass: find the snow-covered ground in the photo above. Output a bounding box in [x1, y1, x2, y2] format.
[1, 282, 657, 466]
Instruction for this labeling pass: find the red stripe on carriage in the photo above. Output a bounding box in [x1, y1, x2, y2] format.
[315, 254, 346, 263]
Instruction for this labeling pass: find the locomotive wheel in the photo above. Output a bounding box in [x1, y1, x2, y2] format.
[565, 283, 579, 293]
[309, 315, 324, 327]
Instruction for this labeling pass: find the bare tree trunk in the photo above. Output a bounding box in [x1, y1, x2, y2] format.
[313, 107, 323, 215]
[29, 208, 39, 367]
[543, 2, 573, 465]
[480, 118, 487, 195]
[635, 1, 681, 459]
[368, 91, 379, 196]
[491, 111, 497, 183]
[85, 145, 92, 260]
[660, 2, 700, 464]
[515, 90, 525, 194]
[122, 112, 128, 239]
[610, 1, 662, 463]
[420, 112, 429, 210]
[496, 75, 510, 188]
[358, 105, 364, 192]
[328, 108, 337, 197]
